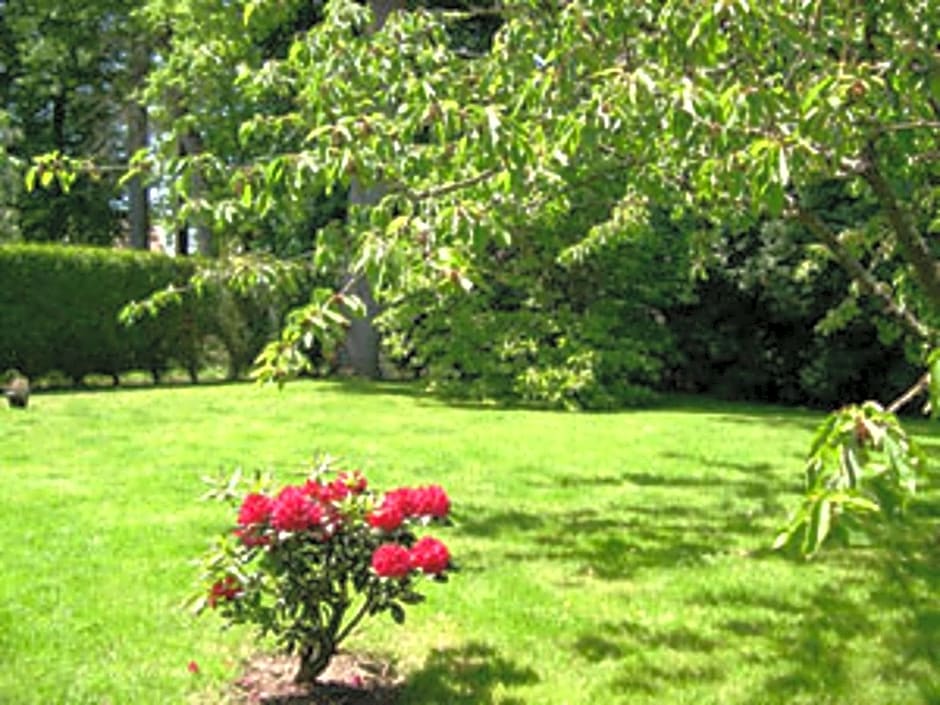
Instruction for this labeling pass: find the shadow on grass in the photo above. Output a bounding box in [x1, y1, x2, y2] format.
[576, 619, 720, 662]
[734, 521, 940, 704]
[312, 378, 424, 399]
[756, 564, 937, 703]
[33, 376, 249, 396]
[457, 503, 769, 580]
[454, 443, 937, 701]
[658, 450, 776, 475]
[399, 642, 539, 705]
[540, 452, 794, 512]
[573, 620, 724, 695]
[457, 452, 795, 579]
[409, 388, 833, 422]
[564, 525, 939, 703]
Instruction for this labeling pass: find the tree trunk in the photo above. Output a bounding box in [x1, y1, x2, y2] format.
[295, 641, 334, 685]
[342, 181, 385, 378]
[368, 0, 406, 32]
[178, 130, 215, 256]
[338, 0, 406, 378]
[126, 43, 150, 250]
[176, 217, 190, 256]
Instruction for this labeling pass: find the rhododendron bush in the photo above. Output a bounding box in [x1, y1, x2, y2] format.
[193, 457, 453, 683]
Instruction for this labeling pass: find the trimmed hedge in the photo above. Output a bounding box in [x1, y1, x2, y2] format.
[0, 243, 295, 383]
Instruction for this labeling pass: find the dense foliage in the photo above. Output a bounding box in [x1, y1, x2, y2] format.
[0, 243, 302, 382]
[667, 201, 922, 407]
[0, 0, 143, 244]
[382, 205, 689, 408]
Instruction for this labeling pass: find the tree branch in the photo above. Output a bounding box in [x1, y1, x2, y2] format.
[403, 168, 499, 202]
[874, 120, 940, 133]
[795, 207, 934, 343]
[860, 155, 940, 310]
[887, 372, 930, 414]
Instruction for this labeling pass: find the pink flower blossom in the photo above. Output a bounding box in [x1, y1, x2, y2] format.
[413, 485, 450, 518]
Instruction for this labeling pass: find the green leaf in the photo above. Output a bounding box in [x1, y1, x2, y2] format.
[686, 11, 713, 49]
[388, 602, 406, 624]
[243, 1, 258, 26]
[840, 445, 861, 488]
[387, 215, 410, 236]
[764, 182, 784, 217]
[485, 106, 501, 146]
[801, 75, 835, 113]
[814, 498, 832, 552]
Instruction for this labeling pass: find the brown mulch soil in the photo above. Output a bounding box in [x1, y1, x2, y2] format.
[228, 652, 401, 705]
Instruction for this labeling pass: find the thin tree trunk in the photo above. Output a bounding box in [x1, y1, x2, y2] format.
[342, 182, 385, 378]
[127, 43, 150, 250]
[179, 130, 214, 256]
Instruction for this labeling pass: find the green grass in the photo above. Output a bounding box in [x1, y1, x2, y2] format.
[1, 381, 937, 704]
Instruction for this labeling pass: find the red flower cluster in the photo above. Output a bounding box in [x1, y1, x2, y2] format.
[367, 485, 450, 532]
[409, 537, 450, 575]
[238, 493, 273, 526]
[208, 575, 240, 607]
[271, 486, 324, 532]
[412, 485, 450, 518]
[236, 493, 275, 546]
[371, 536, 451, 578]
[367, 502, 404, 532]
[303, 470, 367, 504]
[370, 543, 411, 579]
[202, 462, 454, 679]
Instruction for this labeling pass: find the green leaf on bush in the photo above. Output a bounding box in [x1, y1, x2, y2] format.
[388, 603, 406, 625]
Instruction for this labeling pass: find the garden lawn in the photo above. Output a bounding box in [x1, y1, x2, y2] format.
[0, 380, 936, 704]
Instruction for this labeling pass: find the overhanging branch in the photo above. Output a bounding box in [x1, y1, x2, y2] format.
[887, 372, 930, 414]
[795, 207, 934, 343]
[861, 155, 940, 310]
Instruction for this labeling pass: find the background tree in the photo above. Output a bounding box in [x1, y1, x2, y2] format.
[0, 108, 20, 240]
[1, 0, 138, 244]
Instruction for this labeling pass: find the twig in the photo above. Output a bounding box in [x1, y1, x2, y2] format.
[887, 372, 930, 414]
[403, 168, 498, 202]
